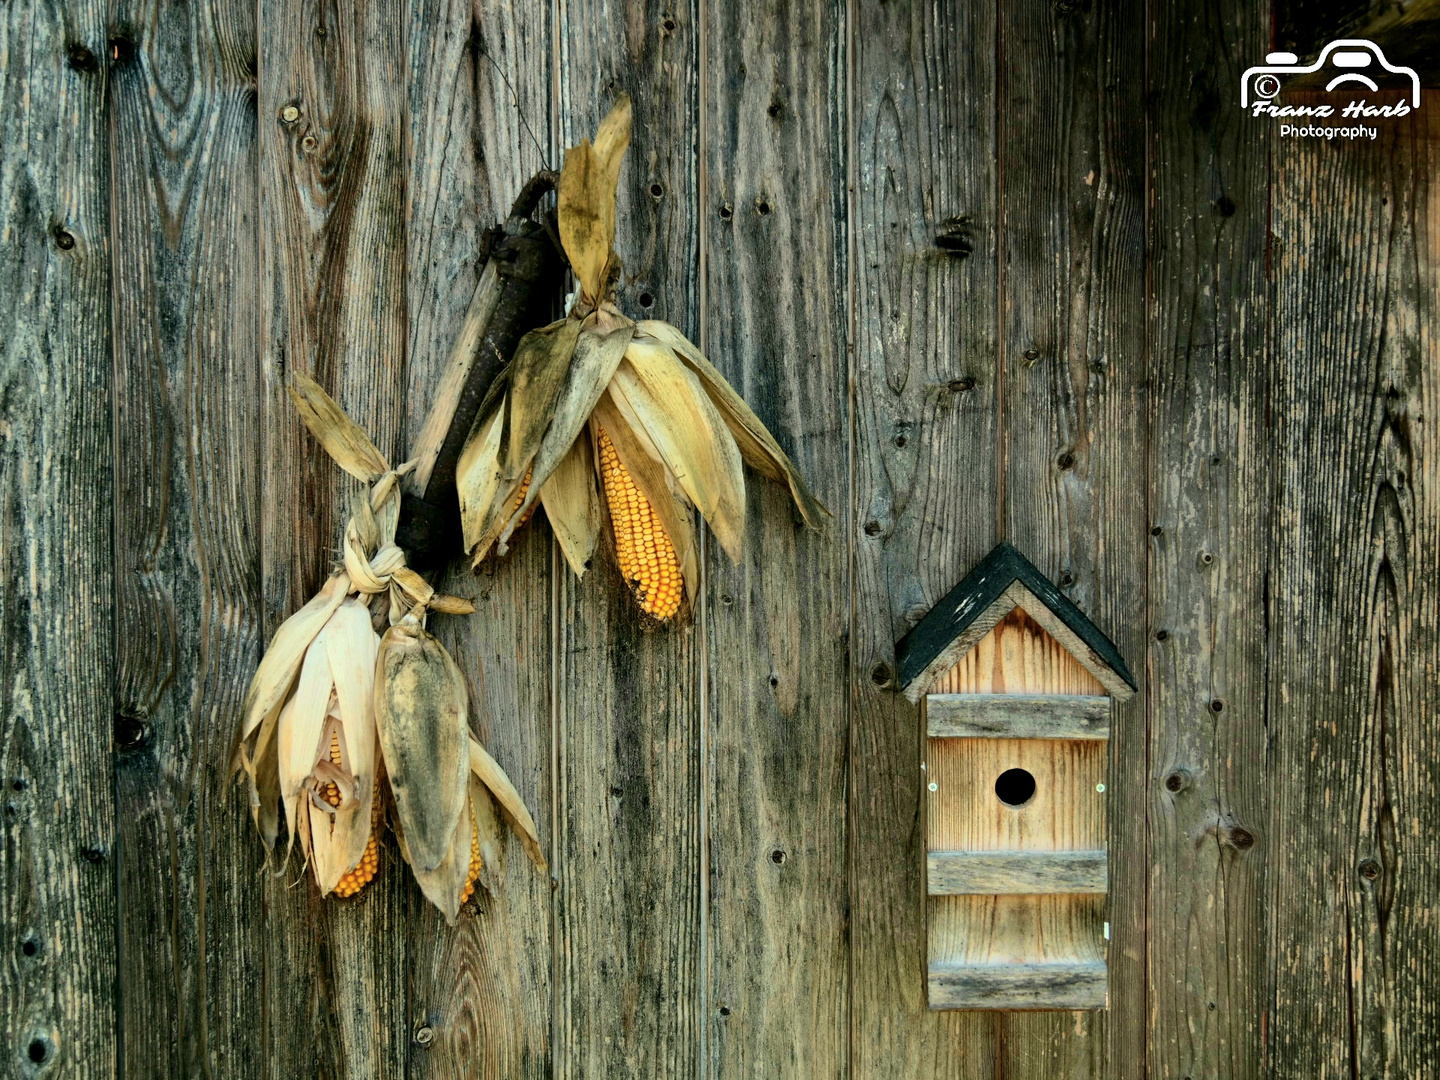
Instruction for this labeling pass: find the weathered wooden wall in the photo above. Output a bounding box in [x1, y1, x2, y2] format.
[1, 0, 1438, 1076]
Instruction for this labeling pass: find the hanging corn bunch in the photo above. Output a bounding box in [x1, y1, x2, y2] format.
[457, 95, 829, 621]
[231, 371, 546, 924]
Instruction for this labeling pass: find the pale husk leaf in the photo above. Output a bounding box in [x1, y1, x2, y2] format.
[287, 369, 390, 483]
[245, 698, 285, 856]
[324, 599, 379, 873]
[309, 788, 368, 897]
[635, 320, 831, 531]
[557, 94, 632, 303]
[498, 321, 633, 552]
[538, 433, 602, 577]
[504, 319, 583, 487]
[457, 399, 505, 556]
[374, 620, 470, 872]
[612, 343, 747, 562]
[393, 793, 472, 925]
[468, 735, 547, 871]
[234, 571, 350, 761]
[591, 395, 700, 603]
[469, 774, 507, 893]
[276, 630, 335, 812]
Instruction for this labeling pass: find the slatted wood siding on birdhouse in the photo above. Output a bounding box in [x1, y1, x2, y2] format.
[896, 543, 1136, 1010]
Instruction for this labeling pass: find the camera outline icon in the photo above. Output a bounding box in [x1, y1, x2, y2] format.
[1240, 39, 1420, 109]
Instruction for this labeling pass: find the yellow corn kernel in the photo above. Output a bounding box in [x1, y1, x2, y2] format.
[511, 466, 537, 531]
[333, 780, 382, 899]
[596, 426, 683, 620]
[459, 807, 483, 906]
[320, 730, 342, 808]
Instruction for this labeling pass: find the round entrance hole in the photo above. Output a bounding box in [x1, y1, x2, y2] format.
[995, 768, 1036, 808]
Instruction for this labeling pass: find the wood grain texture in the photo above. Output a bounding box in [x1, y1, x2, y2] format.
[257, 0, 410, 1073]
[556, 0, 702, 1075]
[850, 0, 1001, 1072]
[999, 0, 1145, 1067]
[700, 0, 850, 1076]
[929, 962, 1107, 1011]
[931, 609, 1107, 698]
[1146, 1, 1270, 1076]
[106, 0, 264, 1074]
[1267, 101, 1440, 1079]
[403, 0, 555, 1074]
[928, 851, 1109, 896]
[0, 0, 116, 1075]
[927, 694, 1110, 739]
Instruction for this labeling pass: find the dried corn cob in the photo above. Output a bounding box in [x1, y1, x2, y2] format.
[459, 808, 483, 906]
[333, 779, 383, 899]
[597, 425, 683, 620]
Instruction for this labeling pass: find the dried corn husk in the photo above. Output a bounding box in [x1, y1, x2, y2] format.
[237, 367, 548, 915]
[455, 94, 828, 622]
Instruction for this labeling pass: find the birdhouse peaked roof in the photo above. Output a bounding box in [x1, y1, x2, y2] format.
[895, 541, 1136, 703]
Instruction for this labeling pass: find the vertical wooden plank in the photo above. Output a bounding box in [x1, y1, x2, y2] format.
[258, 0, 410, 1072]
[701, 0, 849, 1076]
[403, 0, 555, 1074]
[850, 0, 1000, 1074]
[107, 0, 263, 1075]
[1269, 103, 1440, 1079]
[999, 0, 1146, 1072]
[1147, 0, 1269, 1076]
[555, 1, 701, 1076]
[0, 2, 116, 1076]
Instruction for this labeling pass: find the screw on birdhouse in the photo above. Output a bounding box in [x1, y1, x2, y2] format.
[281, 104, 300, 123]
[54, 229, 76, 251]
[1200, 551, 1215, 565]
[1023, 347, 1041, 365]
[414, 1026, 435, 1046]
[1095, 783, 1106, 793]
[928, 782, 938, 792]
[302, 135, 318, 152]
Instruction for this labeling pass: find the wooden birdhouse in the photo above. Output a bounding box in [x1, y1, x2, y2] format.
[895, 542, 1136, 1011]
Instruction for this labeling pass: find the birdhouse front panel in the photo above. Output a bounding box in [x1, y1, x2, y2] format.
[897, 544, 1136, 1013]
[924, 610, 1111, 1009]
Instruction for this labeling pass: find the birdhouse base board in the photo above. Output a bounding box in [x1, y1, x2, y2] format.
[928, 961, 1108, 1011]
